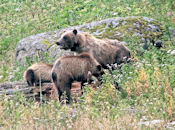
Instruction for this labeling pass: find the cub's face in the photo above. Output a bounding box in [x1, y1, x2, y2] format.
[56, 29, 78, 51]
[93, 64, 104, 81]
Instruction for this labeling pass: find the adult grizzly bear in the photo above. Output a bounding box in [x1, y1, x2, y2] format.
[56, 29, 131, 68]
[24, 63, 53, 86]
[51, 52, 104, 103]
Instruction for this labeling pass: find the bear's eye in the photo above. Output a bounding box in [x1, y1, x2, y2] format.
[63, 36, 68, 40]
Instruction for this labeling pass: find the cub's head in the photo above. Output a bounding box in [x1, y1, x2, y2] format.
[89, 55, 104, 81]
[56, 29, 79, 51]
[93, 64, 104, 81]
[79, 52, 104, 81]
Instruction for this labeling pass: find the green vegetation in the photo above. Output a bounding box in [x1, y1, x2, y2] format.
[0, 0, 175, 129]
[83, 16, 165, 41]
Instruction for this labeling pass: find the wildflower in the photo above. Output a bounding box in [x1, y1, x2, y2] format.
[167, 12, 172, 16]
[38, 9, 41, 13]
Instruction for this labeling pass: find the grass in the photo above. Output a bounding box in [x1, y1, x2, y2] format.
[0, 0, 175, 129]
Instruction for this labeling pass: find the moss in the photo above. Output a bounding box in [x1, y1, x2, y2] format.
[82, 23, 107, 36]
[81, 17, 165, 43]
[42, 39, 55, 49]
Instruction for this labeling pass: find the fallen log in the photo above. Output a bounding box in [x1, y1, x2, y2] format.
[0, 81, 82, 102]
[0, 80, 102, 103]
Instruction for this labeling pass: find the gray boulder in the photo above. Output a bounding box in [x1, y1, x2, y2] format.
[16, 30, 75, 65]
[16, 16, 165, 65]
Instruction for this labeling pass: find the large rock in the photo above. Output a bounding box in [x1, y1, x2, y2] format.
[16, 16, 165, 65]
[15, 31, 75, 65]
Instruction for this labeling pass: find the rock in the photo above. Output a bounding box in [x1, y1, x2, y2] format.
[165, 121, 175, 129]
[16, 30, 75, 65]
[138, 120, 164, 127]
[170, 50, 175, 56]
[16, 16, 165, 65]
[138, 119, 175, 129]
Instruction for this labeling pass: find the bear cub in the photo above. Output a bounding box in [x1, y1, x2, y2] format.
[51, 52, 104, 103]
[24, 63, 53, 86]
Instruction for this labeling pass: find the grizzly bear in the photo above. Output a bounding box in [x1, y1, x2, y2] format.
[51, 52, 104, 103]
[56, 29, 131, 68]
[24, 63, 53, 86]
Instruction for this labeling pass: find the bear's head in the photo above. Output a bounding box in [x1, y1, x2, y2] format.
[56, 29, 79, 51]
[92, 64, 104, 82]
[79, 52, 104, 81]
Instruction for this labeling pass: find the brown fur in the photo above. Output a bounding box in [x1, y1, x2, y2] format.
[51, 52, 104, 103]
[24, 63, 53, 86]
[56, 29, 131, 68]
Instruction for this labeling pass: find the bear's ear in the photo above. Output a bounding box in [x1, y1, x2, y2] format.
[73, 29, 78, 35]
[97, 65, 102, 71]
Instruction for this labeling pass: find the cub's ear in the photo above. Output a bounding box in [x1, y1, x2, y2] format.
[97, 65, 102, 71]
[73, 29, 78, 35]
